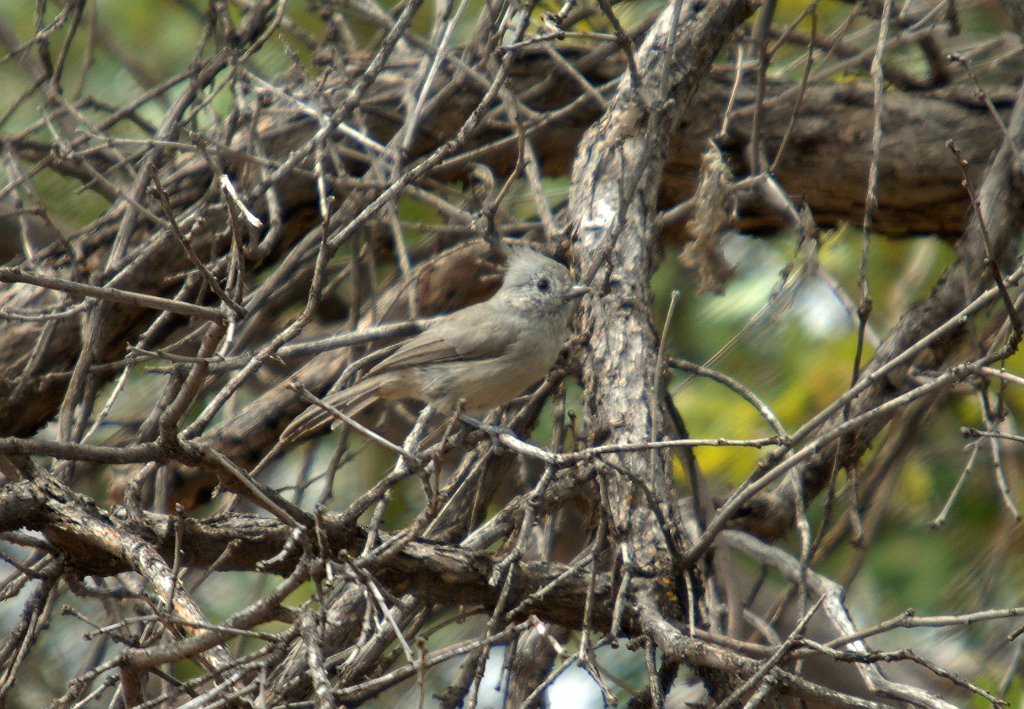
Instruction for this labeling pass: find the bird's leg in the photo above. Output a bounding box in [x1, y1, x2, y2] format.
[458, 413, 516, 447]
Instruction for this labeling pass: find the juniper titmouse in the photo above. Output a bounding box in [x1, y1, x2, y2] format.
[285, 247, 588, 439]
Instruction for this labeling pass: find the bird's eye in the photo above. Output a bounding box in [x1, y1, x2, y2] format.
[537, 277, 550, 292]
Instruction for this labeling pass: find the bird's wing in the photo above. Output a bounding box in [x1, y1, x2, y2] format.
[368, 307, 520, 374]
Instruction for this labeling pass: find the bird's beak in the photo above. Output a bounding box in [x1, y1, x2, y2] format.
[565, 285, 590, 300]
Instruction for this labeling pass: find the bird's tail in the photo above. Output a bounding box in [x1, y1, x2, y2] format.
[281, 377, 382, 442]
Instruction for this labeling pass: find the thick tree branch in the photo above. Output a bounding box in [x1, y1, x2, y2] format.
[731, 75, 1024, 539]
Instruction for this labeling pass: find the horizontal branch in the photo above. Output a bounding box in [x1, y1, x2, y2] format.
[0, 267, 227, 324]
[0, 477, 612, 631]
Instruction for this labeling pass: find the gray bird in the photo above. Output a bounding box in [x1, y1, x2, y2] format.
[284, 247, 588, 439]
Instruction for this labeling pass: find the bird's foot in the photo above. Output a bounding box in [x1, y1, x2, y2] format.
[458, 414, 515, 447]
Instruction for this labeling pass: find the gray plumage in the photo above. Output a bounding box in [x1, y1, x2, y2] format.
[285, 247, 587, 439]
